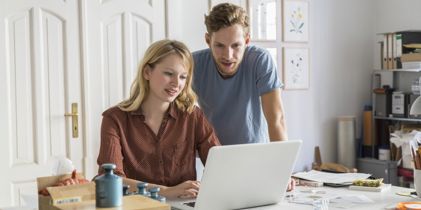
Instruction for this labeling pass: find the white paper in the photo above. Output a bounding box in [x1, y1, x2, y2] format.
[48, 156, 75, 175]
[287, 189, 374, 209]
[293, 170, 371, 184]
[286, 189, 337, 205]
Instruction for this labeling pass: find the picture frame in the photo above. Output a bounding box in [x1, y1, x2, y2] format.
[283, 0, 309, 42]
[283, 47, 309, 90]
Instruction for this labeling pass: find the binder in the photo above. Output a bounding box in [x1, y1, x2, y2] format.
[363, 110, 373, 146]
[387, 33, 393, 69]
[394, 33, 402, 69]
[379, 41, 384, 69]
[383, 34, 388, 69]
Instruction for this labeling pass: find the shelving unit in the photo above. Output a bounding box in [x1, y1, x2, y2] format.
[372, 68, 421, 145]
[358, 68, 421, 186]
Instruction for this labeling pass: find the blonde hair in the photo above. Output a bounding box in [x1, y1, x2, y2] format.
[119, 40, 197, 113]
[205, 3, 249, 34]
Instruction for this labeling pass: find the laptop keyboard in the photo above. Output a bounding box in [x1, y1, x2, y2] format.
[170, 202, 195, 210]
[184, 201, 196, 207]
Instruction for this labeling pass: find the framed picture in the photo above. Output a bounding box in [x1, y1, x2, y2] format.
[283, 0, 309, 42]
[283, 47, 309, 90]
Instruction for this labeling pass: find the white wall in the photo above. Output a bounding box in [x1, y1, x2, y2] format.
[168, 0, 421, 171]
[309, 0, 375, 169]
[167, 0, 209, 51]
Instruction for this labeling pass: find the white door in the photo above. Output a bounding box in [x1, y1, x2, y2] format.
[0, 0, 166, 207]
[81, 0, 166, 179]
[0, 0, 84, 207]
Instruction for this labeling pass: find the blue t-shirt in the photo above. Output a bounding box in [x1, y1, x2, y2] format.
[193, 45, 281, 145]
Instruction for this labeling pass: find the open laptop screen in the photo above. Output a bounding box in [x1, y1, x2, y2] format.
[171, 140, 302, 210]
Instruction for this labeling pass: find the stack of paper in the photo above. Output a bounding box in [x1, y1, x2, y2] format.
[293, 170, 371, 185]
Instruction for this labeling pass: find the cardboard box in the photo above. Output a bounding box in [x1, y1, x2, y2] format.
[401, 53, 421, 62]
[37, 173, 95, 210]
[55, 195, 170, 210]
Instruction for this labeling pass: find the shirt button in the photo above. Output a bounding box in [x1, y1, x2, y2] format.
[159, 160, 163, 164]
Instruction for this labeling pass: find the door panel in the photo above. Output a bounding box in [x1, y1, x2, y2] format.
[0, 0, 82, 207]
[8, 10, 36, 165]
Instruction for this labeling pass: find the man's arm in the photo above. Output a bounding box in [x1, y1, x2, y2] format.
[261, 88, 288, 141]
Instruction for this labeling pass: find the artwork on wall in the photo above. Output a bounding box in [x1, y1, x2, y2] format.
[283, 0, 309, 42]
[283, 47, 309, 90]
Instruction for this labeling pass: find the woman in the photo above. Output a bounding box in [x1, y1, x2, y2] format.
[97, 40, 221, 199]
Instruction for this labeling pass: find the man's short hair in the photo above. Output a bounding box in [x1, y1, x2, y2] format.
[205, 3, 249, 34]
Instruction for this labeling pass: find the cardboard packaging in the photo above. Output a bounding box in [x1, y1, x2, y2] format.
[55, 195, 170, 210]
[401, 53, 421, 62]
[38, 173, 170, 210]
[37, 173, 95, 210]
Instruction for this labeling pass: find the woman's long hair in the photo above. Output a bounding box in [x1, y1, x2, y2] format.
[118, 40, 197, 113]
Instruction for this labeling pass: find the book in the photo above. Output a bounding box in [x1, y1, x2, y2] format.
[402, 61, 421, 69]
[348, 183, 391, 192]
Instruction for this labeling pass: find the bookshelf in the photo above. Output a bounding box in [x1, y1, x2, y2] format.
[359, 68, 421, 187]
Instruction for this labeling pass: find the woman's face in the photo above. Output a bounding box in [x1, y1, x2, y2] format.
[144, 54, 188, 104]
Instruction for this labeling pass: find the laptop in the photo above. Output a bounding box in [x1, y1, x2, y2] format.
[170, 139, 302, 210]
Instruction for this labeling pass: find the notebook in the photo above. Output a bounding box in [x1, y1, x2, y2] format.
[169, 140, 302, 210]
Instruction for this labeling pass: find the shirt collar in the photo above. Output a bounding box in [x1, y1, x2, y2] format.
[131, 102, 178, 120]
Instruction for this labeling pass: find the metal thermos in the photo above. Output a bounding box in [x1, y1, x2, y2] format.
[95, 163, 122, 207]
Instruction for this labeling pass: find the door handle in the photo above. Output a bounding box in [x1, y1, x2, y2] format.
[64, 103, 79, 138]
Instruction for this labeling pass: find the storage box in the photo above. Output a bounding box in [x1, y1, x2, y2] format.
[37, 173, 95, 210]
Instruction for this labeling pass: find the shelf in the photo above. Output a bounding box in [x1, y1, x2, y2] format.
[374, 116, 421, 122]
[373, 69, 421, 72]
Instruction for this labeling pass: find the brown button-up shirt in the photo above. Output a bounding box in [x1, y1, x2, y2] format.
[97, 103, 221, 187]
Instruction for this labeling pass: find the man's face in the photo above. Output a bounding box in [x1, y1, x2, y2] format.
[206, 24, 250, 77]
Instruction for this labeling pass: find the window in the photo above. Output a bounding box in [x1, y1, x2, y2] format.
[248, 0, 281, 72]
[250, 0, 277, 40]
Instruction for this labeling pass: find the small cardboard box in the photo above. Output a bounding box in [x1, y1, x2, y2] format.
[37, 173, 95, 210]
[55, 195, 170, 210]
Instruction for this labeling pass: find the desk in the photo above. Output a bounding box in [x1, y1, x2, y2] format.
[5, 185, 420, 210]
[168, 185, 419, 210]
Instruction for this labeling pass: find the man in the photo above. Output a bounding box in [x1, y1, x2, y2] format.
[193, 3, 288, 145]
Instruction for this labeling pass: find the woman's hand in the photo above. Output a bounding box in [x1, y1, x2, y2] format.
[286, 178, 296, 192]
[160, 180, 200, 199]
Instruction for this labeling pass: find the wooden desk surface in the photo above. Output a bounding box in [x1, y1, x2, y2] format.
[56, 195, 169, 210]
